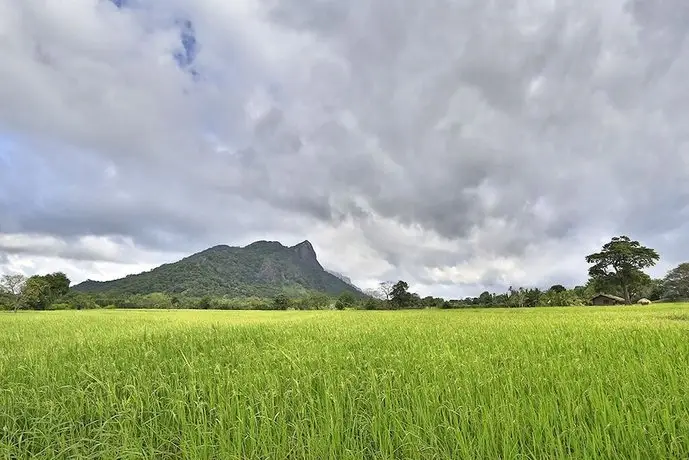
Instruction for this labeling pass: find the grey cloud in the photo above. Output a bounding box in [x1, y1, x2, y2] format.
[627, 0, 689, 82]
[0, 241, 119, 263]
[250, 0, 689, 260]
[0, 141, 311, 256]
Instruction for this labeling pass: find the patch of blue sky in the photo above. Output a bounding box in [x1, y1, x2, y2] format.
[109, 0, 198, 75]
[0, 133, 20, 168]
[174, 18, 197, 68]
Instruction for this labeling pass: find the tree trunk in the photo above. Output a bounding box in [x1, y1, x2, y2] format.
[622, 283, 631, 304]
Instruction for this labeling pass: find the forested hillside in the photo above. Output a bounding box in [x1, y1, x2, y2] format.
[73, 240, 363, 298]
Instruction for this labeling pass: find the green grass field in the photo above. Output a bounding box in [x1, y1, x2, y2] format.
[2, 305, 689, 459]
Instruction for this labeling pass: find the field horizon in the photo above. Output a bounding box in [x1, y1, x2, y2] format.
[2, 305, 689, 458]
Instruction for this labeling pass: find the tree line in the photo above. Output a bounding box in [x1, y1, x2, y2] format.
[2, 235, 689, 311]
[0, 272, 71, 312]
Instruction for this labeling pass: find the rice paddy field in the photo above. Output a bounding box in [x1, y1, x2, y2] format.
[2, 305, 689, 459]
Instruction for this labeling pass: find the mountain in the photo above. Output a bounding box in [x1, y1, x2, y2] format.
[73, 240, 364, 298]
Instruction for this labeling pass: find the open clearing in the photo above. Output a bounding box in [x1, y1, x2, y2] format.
[2, 305, 689, 459]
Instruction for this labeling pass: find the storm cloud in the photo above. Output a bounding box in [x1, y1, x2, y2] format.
[1, 0, 689, 296]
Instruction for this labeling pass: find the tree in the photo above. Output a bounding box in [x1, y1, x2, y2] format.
[43, 272, 70, 298]
[335, 292, 356, 310]
[61, 292, 98, 310]
[421, 296, 443, 308]
[8, 272, 72, 311]
[644, 278, 664, 301]
[507, 286, 526, 308]
[20, 276, 52, 310]
[297, 292, 331, 310]
[363, 297, 383, 310]
[548, 284, 566, 293]
[141, 292, 172, 309]
[573, 283, 597, 302]
[585, 236, 659, 304]
[0, 273, 27, 313]
[488, 293, 506, 306]
[524, 288, 542, 307]
[378, 281, 394, 301]
[171, 295, 181, 308]
[390, 280, 412, 309]
[662, 263, 689, 300]
[198, 296, 212, 309]
[272, 294, 291, 310]
[477, 291, 493, 306]
[408, 292, 422, 309]
[542, 288, 583, 307]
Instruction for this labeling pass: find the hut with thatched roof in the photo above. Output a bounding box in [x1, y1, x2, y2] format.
[590, 293, 626, 306]
[638, 298, 651, 305]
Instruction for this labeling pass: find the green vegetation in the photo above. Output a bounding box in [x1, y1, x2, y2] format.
[20, 272, 70, 310]
[2, 306, 689, 458]
[0, 272, 71, 312]
[585, 235, 660, 304]
[661, 262, 689, 300]
[71, 240, 362, 298]
[5, 234, 689, 312]
[334, 291, 356, 310]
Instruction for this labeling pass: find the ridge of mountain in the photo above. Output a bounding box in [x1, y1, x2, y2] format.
[73, 240, 364, 298]
[325, 269, 363, 292]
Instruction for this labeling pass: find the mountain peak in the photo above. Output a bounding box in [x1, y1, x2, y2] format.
[291, 239, 314, 250]
[244, 240, 286, 250]
[291, 240, 318, 264]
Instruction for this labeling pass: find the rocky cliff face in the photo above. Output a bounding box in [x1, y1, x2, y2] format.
[291, 240, 320, 266]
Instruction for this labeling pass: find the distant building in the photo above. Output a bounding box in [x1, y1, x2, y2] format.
[590, 293, 626, 306]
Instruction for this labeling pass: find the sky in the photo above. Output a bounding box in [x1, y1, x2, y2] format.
[1, 0, 689, 298]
